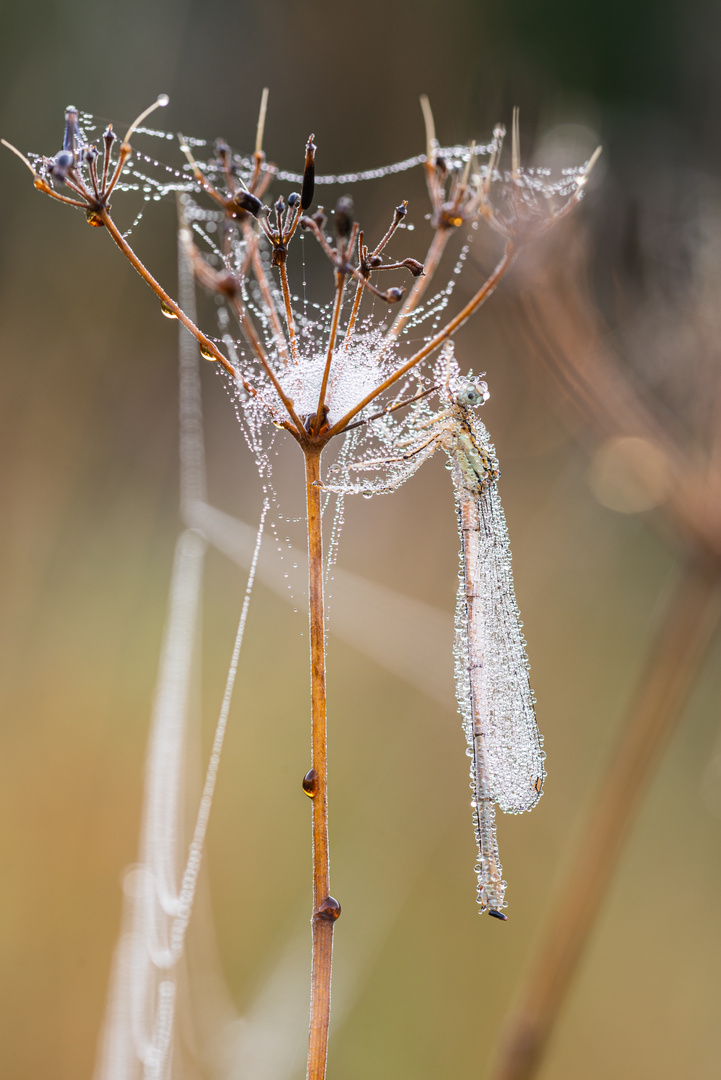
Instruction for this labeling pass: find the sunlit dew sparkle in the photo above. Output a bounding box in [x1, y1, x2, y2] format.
[280, 331, 392, 426]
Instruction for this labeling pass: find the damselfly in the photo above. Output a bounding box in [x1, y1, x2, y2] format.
[329, 375, 545, 918]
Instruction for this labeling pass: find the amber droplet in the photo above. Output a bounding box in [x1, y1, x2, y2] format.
[317, 896, 341, 921]
[160, 301, 178, 319]
[86, 209, 104, 227]
[302, 768, 318, 797]
[199, 344, 215, 361]
[488, 909, 508, 921]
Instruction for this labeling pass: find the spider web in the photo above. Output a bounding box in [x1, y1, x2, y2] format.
[92, 207, 458, 1080]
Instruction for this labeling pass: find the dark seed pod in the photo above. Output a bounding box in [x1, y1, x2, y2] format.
[217, 271, 240, 298]
[274, 195, 286, 215]
[311, 207, 327, 230]
[334, 195, 354, 238]
[488, 909, 508, 921]
[50, 151, 75, 180]
[83, 146, 99, 165]
[395, 202, 408, 218]
[385, 286, 405, 303]
[232, 190, 265, 217]
[63, 107, 79, 154]
[368, 254, 383, 268]
[214, 139, 231, 164]
[301, 135, 316, 210]
[103, 125, 116, 153]
[287, 191, 300, 207]
[402, 257, 424, 277]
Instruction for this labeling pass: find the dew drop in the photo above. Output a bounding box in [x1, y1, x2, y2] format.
[156, 93, 170, 107]
[199, 344, 215, 361]
[302, 768, 318, 797]
[160, 301, 178, 319]
[317, 896, 341, 921]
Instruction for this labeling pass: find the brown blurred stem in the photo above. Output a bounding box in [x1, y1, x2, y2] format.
[491, 559, 721, 1080]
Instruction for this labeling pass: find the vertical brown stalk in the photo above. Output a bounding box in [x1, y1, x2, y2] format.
[304, 444, 336, 1080]
[492, 559, 721, 1080]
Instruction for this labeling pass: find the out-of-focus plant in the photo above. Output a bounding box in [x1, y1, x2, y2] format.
[489, 175, 721, 1079]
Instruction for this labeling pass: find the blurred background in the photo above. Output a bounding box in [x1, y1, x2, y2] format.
[2, 1, 721, 1078]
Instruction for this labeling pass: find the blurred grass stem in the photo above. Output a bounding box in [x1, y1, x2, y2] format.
[492, 559, 721, 1080]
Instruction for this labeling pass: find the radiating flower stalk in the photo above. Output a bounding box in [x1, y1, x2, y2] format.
[3, 94, 597, 1080]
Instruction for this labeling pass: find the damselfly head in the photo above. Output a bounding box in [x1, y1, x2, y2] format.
[453, 377, 490, 408]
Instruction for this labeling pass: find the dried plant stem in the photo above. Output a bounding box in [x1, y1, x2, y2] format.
[249, 238, 290, 365]
[387, 227, 451, 340]
[316, 273, 347, 429]
[98, 208, 239, 380]
[279, 259, 300, 362]
[492, 559, 721, 1080]
[304, 445, 335, 1080]
[343, 279, 365, 345]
